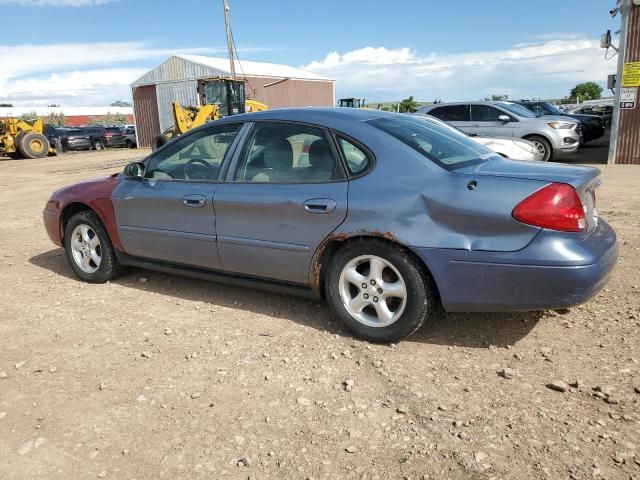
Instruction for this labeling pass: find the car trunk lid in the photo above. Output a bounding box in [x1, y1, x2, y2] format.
[458, 157, 601, 232]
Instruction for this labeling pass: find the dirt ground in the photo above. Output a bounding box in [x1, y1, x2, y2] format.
[0, 149, 639, 480]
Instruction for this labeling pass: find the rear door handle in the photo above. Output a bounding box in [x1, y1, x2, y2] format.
[182, 194, 207, 208]
[303, 198, 337, 214]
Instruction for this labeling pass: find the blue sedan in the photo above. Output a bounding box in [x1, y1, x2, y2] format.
[43, 108, 618, 342]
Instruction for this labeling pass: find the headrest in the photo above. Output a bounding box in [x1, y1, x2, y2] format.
[308, 139, 333, 171]
[263, 138, 293, 170]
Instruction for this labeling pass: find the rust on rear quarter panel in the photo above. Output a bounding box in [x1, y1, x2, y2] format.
[310, 230, 399, 293]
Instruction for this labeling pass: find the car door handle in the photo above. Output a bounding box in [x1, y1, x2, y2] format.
[182, 194, 207, 208]
[303, 198, 337, 214]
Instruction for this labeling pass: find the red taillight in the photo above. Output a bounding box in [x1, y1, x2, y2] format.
[512, 183, 586, 232]
[105, 133, 112, 138]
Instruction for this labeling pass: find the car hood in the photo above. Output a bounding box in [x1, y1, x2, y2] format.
[532, 115, 579, 124]
[541, 113, 602, 124]
[456, 156, 599, 188]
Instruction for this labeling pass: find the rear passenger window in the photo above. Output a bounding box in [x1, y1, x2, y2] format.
[429, 105, 470, 122]
[337, 137, 370, 175]
[233, 123, 344, 183]
[470, 105, 504, 121]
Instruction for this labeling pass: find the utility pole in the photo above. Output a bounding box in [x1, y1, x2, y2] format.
[608, 0, 630, 164]
[223, 0, 236, 80]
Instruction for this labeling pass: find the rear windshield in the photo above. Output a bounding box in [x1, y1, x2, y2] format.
[105, 127, 122, 133]
[368, 115, 498, 169]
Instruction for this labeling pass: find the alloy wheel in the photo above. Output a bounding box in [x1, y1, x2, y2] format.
[70, 224, 102, 273]
[532, 140, 547, 157]
[338, 255, 407, 327]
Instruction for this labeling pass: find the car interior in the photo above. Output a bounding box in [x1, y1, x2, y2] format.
[235, 125, 341, 183]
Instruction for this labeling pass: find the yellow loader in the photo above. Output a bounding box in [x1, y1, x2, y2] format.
[0, 117, 56, 160]
[152, 77, 268, 151]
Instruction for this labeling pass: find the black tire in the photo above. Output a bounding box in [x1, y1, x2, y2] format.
[325, 239, 435, 343]
[93, 140, 104, 151]
[525, 135, 552, 161]
[152, 134, 169, 151]
[64, 211, 121, 283]
[18, 132, 50, 159]
[7, 151, 23, 160]
[125, 139, 133, 148]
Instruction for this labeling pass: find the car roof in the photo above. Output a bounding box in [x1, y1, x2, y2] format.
[213, 107, 392, 127]
[420, 101, 519, 109]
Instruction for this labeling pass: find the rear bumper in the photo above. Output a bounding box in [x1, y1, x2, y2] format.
[64, 140, 91, 151]
[105, 138, 125, 147]
[413, 220, 618, 312]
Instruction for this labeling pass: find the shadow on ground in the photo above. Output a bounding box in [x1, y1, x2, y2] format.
[30, 248, 541, 348]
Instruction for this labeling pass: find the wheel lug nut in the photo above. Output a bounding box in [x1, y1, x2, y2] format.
[362, 283, 367, 289]
[363, 293, 369, 299]
[377, 288, 383, 294]
[370, 280, 376, 285]
[373, 297, 378, 302]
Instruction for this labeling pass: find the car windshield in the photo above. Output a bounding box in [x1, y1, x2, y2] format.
[542, 103, 564, 115]
[369, 115, 498, 169]
[498, 103, 537, 118]
[106, 127, 122, 133]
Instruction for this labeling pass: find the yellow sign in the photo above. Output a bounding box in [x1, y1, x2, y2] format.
[622, 62, 640, 87]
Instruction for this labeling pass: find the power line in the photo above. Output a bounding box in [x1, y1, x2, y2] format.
[229, 25, 257, 98]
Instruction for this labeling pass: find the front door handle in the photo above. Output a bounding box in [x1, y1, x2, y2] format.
[182, 194, 207, 208]
[303, 198, 337, 214]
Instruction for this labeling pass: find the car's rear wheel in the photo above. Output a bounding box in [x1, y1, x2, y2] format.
[64, 211, 121, 283]
[325, 239, 435, 342]
[94, 140, 104, 151]
[525, 135, 552, 161]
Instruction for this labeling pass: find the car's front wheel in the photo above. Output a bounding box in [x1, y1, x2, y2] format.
[64, 211, 121, 283]
[325, 240, 435, 342]
[526, 135, 552, 161]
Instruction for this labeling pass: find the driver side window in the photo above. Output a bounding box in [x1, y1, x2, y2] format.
[145, 123, 241, 181]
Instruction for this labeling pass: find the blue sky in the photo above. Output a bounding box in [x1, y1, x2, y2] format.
[0, 0, 622, 106]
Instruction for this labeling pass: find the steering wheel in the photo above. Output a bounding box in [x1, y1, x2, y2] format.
[184, 159, 214, 181]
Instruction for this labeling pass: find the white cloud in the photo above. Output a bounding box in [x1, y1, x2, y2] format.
[0, 0, 114, 6]
[303, 38, 615, 102]
[0, 41, 233, 106]
[2, 68, 146, 106]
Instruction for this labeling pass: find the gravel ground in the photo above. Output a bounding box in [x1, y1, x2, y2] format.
[0, 149, 639, 480]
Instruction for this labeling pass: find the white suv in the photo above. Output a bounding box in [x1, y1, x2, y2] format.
[418, 101, 581, 161]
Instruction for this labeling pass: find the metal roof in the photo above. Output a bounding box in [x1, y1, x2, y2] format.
[131, 54, 331, 87]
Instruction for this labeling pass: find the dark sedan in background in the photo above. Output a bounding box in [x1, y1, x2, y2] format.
[60, 128, 92, 151]
[515, 101, 606, 143]
[42, 109, 617, 342]
[82, 126, 127, 150]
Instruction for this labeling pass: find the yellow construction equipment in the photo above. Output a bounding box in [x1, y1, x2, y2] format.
[152, 77, 268, 151]
[0, 116, 56, 160]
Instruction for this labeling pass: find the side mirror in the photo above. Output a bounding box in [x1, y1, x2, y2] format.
[498, 114, 511, 122]
[124, 162, 146, 179]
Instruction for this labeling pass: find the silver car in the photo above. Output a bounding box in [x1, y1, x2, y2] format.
[418, 101, 581, 161]
[411, 113, 543, 161]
